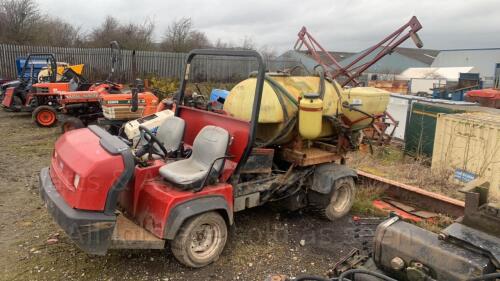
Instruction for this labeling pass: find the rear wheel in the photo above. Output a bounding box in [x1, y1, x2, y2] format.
[61, 117, 85, 133]
[32, 106, 57, 127]
[171, 212, 227, 268]
[324, 177, 356, 221]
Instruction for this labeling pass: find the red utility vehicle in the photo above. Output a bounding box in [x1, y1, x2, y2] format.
[40, 50, 357, 268]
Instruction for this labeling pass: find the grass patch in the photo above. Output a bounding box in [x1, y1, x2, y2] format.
[373, 145, 405, 164]
[351, 184, 387, 216]
[348, 146, 464, 201]
[416, 214, 454, 233]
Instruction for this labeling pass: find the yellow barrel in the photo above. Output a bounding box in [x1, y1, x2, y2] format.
[299, 93, 323, 139]
[224, 76, 343, 123]
[342, 87, 390, 130]
[223, 75, 390, 144]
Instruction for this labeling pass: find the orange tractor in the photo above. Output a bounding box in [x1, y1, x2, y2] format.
[1, 53, 91, 126]
[1, 41, 158, 129]
[58, 41, 159, 133]
[58, 79, 159, 133]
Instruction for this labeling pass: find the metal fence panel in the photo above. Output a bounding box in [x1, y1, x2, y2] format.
[0, 44, 300, 82]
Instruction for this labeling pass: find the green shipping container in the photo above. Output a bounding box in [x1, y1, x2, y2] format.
[404, 101, 470, 158]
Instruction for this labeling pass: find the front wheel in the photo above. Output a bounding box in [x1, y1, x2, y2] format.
[32, 105, 57, 127]
[324, 177, 356, 221]
[170, 212, 227, 268]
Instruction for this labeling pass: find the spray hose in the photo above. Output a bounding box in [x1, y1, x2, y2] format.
[341, 101, 376, 130]
[264, 75, 299, 107]
[251, 73, 299, 147]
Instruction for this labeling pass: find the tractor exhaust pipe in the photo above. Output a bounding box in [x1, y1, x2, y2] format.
[130, 78, 143, 112]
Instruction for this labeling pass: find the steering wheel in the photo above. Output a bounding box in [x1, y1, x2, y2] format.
[104, 80, 122, 89]
[138, 126, 169, 159]
[93, 80, 120, 88]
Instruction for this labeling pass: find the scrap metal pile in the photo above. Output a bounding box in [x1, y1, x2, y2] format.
[266, 182, 500, 281]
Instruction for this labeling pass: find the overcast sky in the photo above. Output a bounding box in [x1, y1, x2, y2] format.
[37, 0, 500, 54]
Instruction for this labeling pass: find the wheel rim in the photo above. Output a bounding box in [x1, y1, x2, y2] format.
[189, 223, 221, 260]
[37, 110, 56, 126]
[329, 184, 352, 213]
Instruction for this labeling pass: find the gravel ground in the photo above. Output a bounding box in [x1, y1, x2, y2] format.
[0, 110, 375, 281]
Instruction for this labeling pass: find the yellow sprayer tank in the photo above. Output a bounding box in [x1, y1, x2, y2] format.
[299, 93, 323, 139]
[342, 87, 390, 130]
[223, 75, 390, 144]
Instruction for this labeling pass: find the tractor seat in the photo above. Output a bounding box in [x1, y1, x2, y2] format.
[159, 125, 230, 189]
[154, 116, 186, 154]
[137, 116, 185, 158]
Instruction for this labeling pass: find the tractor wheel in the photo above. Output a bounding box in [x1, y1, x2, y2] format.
[171, 212, 227, 268]
[32, 106, 57, 127]
[61, 117, 85, 133]
[323, 177, 356, 221]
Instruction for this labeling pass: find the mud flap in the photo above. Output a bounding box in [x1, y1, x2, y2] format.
[164, 196, 233, 240]
[1, 87, 14, 107]
[310, 163, 357, 194]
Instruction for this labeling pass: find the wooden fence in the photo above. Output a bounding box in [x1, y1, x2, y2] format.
[0, 44, 300, 82]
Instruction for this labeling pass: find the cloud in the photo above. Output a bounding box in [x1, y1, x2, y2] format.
[36, 0, 500, 53]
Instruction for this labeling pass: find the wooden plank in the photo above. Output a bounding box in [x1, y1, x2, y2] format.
[110, 214, 165, 249]
[357, 170, 465, 217]
[279, 147, 342, 166]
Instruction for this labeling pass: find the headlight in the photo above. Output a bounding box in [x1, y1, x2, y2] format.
[73, 174, 80, 188]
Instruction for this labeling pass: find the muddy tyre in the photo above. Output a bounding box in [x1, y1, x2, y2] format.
[61, 117, 85, 133]
[171, 212, 227, 268]
[323, 177, 356, 221]
[32, 105, 57, 127]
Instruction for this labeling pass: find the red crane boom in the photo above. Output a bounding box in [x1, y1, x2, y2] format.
[294, 16, 423, 87]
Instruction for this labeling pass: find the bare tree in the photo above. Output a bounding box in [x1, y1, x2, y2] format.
[0, 0, 83, 47]
[161, 17, 212, 52]
[213, 38, 233, 49]
[161, 18, 193, 52]
[33, 18, 83, 47]
[240, 36, 255, 50]
[87, 16, 155, 50]
[186, 30, 211, 49]
[0, 3, 277, 58]
[212, 36, 258, 51]
[0, 0, 39, 44]
[259, 45, 277, 60]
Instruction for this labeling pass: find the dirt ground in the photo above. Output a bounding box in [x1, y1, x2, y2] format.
[0, 110, 377, 281]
